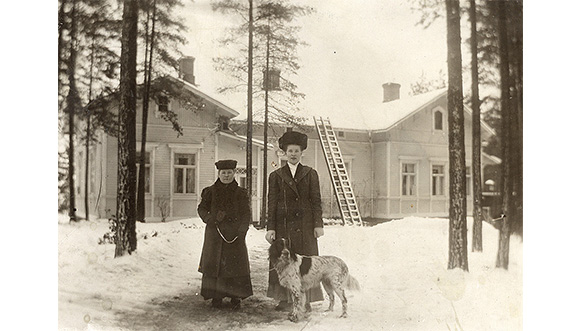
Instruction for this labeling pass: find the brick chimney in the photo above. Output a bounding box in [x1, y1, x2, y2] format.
[382, 82, 401, 103]
[179, 56, 195, 85]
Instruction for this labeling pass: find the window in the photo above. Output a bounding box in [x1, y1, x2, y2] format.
[341, 158, 353, 181]
[156, 95, 169, 118]
[136, 151, 151, 193]
[432, 165, 445, 196]
[434, 110, 443, 130]
[235, 167, 257, 196]
[219, 116, 230, 130]
[401, 163, 416, 196]
[174, 153, 196, 194]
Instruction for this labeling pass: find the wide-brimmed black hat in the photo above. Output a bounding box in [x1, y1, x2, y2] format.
[278, 131, 308, 150]
[215, 159, 237, 170]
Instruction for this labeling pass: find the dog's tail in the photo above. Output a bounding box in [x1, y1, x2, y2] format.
[345, 274, 361, 291]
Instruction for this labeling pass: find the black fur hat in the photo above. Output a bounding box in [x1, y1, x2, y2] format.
[215, 159, 237, 170]
[278, 131, 308, 151]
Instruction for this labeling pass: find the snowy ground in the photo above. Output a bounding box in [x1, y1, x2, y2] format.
[58, 216, 522, 331]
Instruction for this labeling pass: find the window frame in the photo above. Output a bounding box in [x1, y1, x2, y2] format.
[136, 150, 152, 194]
[432, 106, 446, 132]
[173, 153, 197, 195]
[400, 161, 418, 197]
[155, 94, 170, 119]
[169, 143, 203, 198]
[235, 166, 258, 196]
[431, 163, 446, 197]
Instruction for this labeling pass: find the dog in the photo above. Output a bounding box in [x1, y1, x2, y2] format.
[269, 238, 360, 322]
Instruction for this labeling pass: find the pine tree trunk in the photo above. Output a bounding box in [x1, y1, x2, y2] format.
[85, 114, 91, 221]
[469, 0, 482, 252]
[508, 0, 523, 237]
[138, 1, 156, 223]
[116, 0, 139, 257]
[85, 32, 96, 222]
[246, 0, 254, 215]
[66, 0, 80, 223]
[261, 27, 270, 229]
[58, 0, 67, 91]
[446, 0, 468, 271]
[496, 0, 511, 269]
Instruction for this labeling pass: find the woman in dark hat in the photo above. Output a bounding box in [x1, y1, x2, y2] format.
[198, 159, 253, 309]
[265, 131, 325, 311]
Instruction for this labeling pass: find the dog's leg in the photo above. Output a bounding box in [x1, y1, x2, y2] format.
[288, 287, 303, 322]
[332, 283, 348, 318]
[322, 280, 335, 312]
[304, 291, 312, 313]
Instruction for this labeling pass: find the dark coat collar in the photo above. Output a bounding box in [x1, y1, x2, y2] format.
[276, 163, 310, 196]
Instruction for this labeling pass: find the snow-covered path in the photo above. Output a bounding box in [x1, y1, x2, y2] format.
[58, 216, 521, 330]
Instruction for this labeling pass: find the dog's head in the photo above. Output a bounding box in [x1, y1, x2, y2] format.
[269, 238, 297, 264]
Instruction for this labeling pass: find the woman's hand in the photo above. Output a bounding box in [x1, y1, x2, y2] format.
[314, 227, 324, 239]
[265, 230, 276, 244]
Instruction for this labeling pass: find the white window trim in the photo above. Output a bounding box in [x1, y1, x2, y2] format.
[432, 106, 446, 133]
[399, 160, 419, 198]
[430, 162, 447, 198]
[343, 155, 354, 182]
[235, 166, 258, 195]
[136, 142, 159, 218]
[136, 142, 159, 196]
[155, 95, 171, 119]
[169, 143, 203, 217]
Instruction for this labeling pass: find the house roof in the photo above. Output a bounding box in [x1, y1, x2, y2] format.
[320, 88, 495, 136]
[168, 76, 240, 118]
[308, 88, 446, 131]
[218, 130, 274, 149]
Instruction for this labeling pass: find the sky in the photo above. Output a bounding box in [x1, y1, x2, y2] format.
[178, 0, 448, 121]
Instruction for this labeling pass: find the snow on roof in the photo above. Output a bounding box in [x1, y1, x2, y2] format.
[171, 77, 240, 118]
[218, 130, 274, 149]
[307, 88, 447, 131]
[353, 88, 446, 131]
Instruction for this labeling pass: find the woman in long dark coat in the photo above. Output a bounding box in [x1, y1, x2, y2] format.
[198, 159, 253, 309]
[265, 131, 325, 311]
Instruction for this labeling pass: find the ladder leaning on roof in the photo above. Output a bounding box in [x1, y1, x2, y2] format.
[313, 116, 363, 226]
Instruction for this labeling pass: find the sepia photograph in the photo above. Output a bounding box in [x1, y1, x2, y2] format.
[10, 0, 561, 329]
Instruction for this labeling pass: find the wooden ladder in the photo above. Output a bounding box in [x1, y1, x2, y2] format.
[314, 116, 363, 226]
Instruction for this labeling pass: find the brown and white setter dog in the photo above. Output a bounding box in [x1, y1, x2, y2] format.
[269, 238, 360, 322]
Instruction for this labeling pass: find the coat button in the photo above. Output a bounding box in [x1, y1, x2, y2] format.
[295, 212, 300, 217]
[295, 197, 299, 201]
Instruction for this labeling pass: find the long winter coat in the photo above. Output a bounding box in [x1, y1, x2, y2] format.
[197, 179, 251, 278]
[267, 163, 324, 302]
[267, 163, 323, 253]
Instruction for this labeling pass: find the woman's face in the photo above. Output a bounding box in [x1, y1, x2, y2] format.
[218, 169, 235, 184]
[285, 144, 303, 165]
